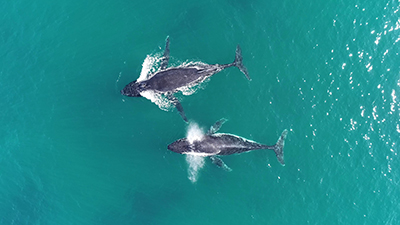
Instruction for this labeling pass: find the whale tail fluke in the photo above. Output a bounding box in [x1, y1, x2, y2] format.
[233, 45, 251, 81]
[272, 129, 288, 166]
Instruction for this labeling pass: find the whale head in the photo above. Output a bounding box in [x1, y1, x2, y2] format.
[168, 138, 191, 154]
[121, 80, 144, 97]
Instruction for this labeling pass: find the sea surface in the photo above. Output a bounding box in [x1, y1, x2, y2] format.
[1, 0, 399, 224]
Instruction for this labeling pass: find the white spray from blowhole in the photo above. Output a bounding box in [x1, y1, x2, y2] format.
[186, 122, 204, 144]
[185, 122, 206, 183]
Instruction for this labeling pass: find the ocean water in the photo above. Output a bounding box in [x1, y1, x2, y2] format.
[1, 0, 399, 224]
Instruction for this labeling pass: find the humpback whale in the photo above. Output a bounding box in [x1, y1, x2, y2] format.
[121, 37, 250, 122]
[168, 119, 288, 170]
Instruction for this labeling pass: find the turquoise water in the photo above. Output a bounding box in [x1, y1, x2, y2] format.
[1, 0, 399, 224]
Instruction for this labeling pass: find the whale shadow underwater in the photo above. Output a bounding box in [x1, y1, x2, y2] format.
[121, 37, 250, 122]
[168, 118, 288, 174]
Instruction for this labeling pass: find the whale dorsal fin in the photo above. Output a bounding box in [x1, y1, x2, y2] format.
[160, 36, 170, 70]
[210, 156, 232, 172]
[207, 118, 228, 135]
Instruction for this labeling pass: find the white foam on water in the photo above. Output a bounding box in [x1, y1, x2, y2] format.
[140, 90, 172, 111]
[177, 76, 210, 96]
[178, 85, 198, 96]
[186, 122, 205, 144]
[185, 154, 205, 183]
[137, 53, 162, 82]
[178, 61, 208, 68]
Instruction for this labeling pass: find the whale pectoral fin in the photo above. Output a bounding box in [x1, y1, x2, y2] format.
[206, 118, 228, 135]
[210, 156, 232, 172]
[166, 93, 187, 122]
[160, 36, 170, 70]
